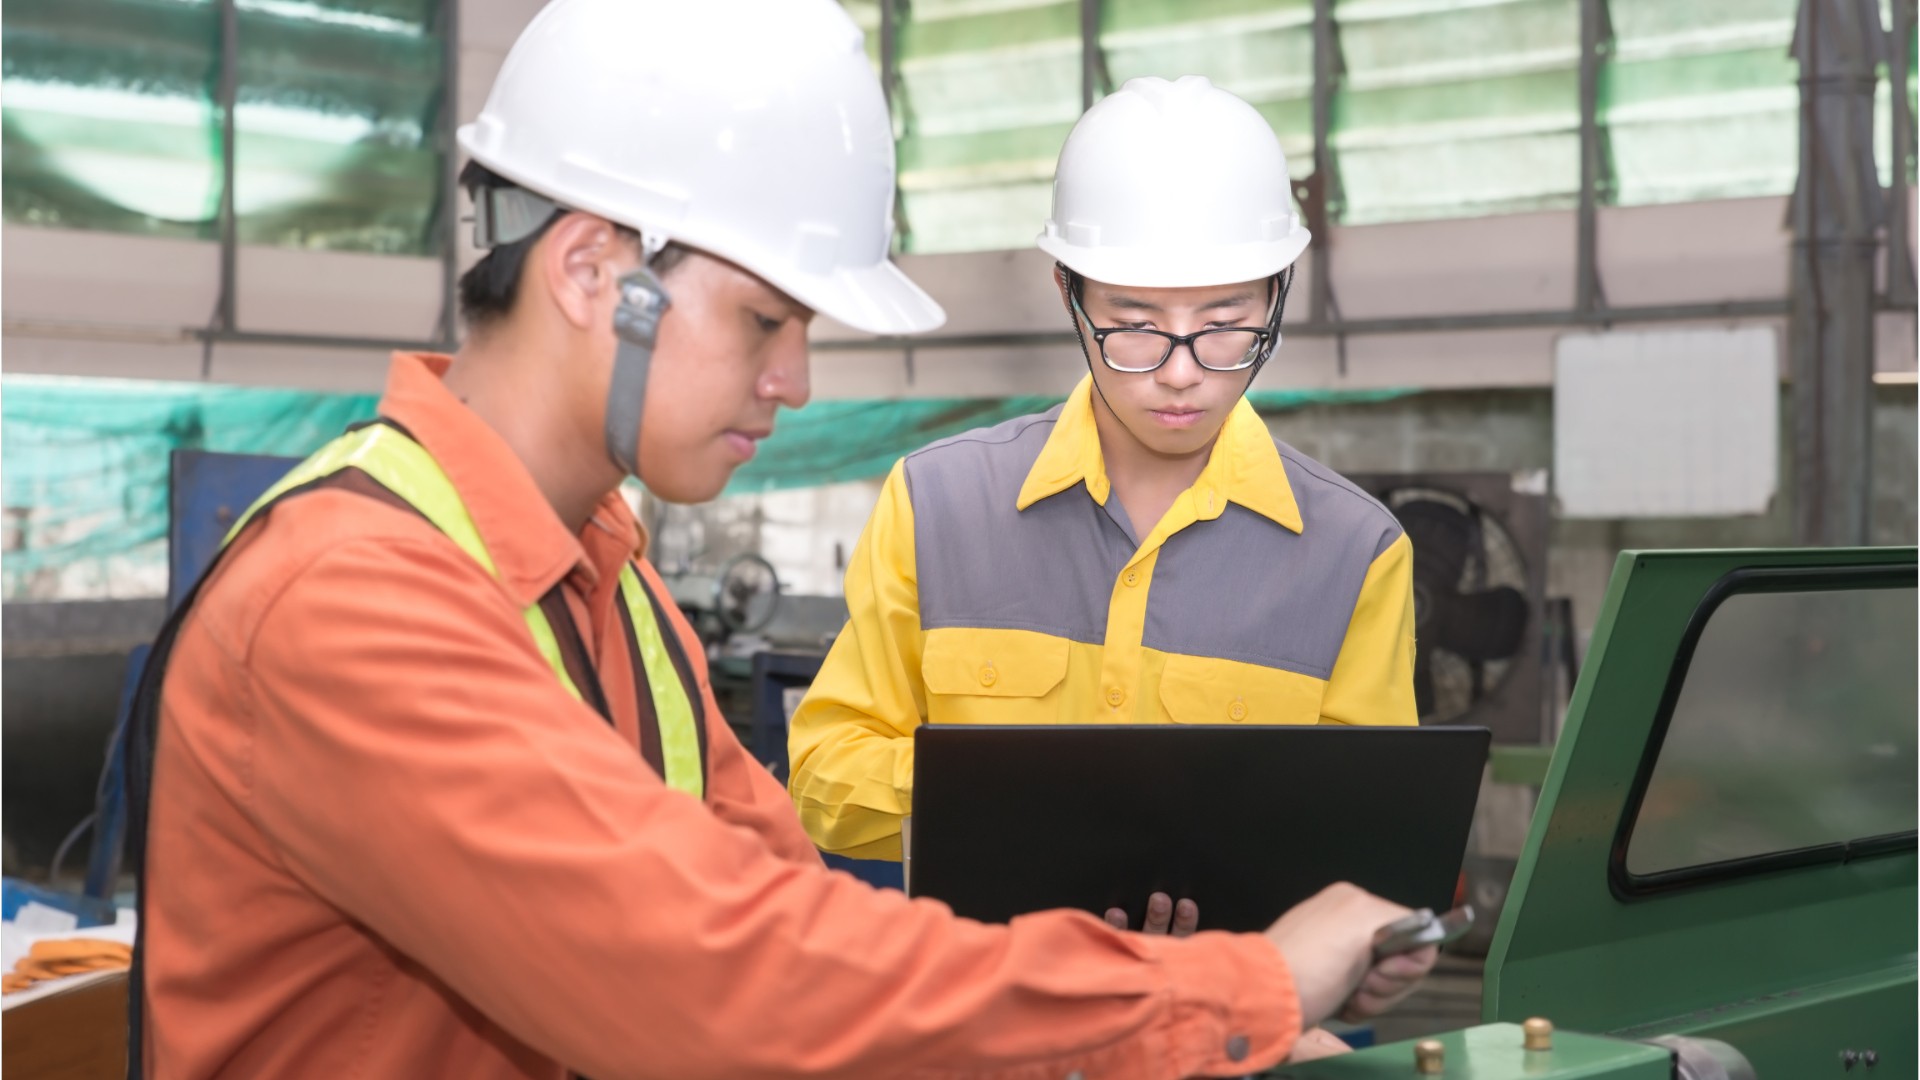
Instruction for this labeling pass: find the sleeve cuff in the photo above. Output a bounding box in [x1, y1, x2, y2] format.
[1144, 930, 1303, 1076]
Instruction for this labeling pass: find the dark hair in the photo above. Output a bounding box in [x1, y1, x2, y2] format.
[458, 161, 689, 332]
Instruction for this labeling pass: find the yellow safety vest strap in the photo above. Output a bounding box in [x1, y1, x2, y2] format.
[619, 565, 704, 800]
[224, 425, 585, 702]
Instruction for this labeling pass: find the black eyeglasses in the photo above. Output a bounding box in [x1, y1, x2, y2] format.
[1065, 273, 1282, 374]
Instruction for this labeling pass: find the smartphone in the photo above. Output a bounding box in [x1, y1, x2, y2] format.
[1371, 905, 1474, 960]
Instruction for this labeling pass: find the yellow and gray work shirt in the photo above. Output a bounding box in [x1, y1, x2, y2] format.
[788, 375, 1417, 860]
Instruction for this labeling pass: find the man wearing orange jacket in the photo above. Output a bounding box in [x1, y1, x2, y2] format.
[129, 1, 1437, 1077]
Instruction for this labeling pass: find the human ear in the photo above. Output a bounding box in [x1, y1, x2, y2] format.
[540, 213, 626, 332]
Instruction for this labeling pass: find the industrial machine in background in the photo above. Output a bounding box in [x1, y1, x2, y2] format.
[1347, 472, 1552, 744]
[1279, 545, 1917, 1078]
[661, 552, 783, 650]
[1346, 472, 1565, 962]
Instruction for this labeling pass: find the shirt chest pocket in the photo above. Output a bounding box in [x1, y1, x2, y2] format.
[1157, 653, 1326, 726]
[920, 627, 1070, 726]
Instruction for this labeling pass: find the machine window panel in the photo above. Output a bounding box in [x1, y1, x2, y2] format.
[1624, 582, 1918, 879]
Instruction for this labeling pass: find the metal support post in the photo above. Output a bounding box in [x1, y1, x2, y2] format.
[1886, 0, 1915, 303]
[436, 0, 461, 348]
[1575, 0, 1612, 313]
[1308, 0, 1341, 331]
[1079, 0, 1109, 111]
[880, 0, 912, 252]
[880, 0, 902, 118]
[215, 0, 239, 336]
[1789, 0, 1886, 546]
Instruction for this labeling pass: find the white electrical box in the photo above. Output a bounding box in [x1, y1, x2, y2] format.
[1554, 326, 1779, 518]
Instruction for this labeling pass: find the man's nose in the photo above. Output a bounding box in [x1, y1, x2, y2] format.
[765, 330, 812, 408]
[1157, 339, 1206, 390]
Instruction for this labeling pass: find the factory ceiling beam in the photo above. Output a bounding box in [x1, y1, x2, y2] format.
[1789, 0, 1887, 546]
[811, 297, 1828, 352]
[154, 294, 1911, 356]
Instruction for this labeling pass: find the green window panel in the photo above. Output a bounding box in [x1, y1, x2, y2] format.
[855, 0, 1894, 253]
[842, 0, 884, 68]
[4, 0, 224, 240]
[2, 0, 444, 255]
[1101, 0, 1316, 173]
[1624, 584, 1917, 879]
[1605, 0, 1800, 207]
[1333, 0, 1582, 224]
[892, 1, 1082, 253]
[901, 178, 1057, 254]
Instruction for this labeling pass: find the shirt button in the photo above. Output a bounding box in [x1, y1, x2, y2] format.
[1229, 699, 1247, 721]
[1226, 1034, 1250, 1062]
[979, 664, 998, 687]
[1106, 687, 1125, 707]
[1123, 569, 1140, 587]
[1065, 1073, 1085, 1080]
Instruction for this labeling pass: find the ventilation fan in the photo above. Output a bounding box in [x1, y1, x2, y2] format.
[1347, 473, 1550, 744]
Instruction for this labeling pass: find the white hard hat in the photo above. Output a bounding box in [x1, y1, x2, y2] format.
[1038, 76, 1310, 289]
[459, 0, 943, 336]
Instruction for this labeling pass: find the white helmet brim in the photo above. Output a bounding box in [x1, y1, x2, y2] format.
[1038, 231, 1311, 290]
[783, 258, 947, 336]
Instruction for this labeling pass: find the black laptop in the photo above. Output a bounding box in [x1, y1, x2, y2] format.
[908, 724, 1490, 933]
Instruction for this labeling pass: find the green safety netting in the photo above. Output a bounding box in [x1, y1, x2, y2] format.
[0, 374, 1412, 596]
[2, 0, 445, 253]
[1, 376, 381, 595]
[728, 385, 1416, 492]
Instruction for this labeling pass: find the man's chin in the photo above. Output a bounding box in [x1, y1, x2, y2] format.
[638, 463, 732, 506]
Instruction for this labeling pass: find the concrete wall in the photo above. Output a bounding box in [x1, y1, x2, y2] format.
[1267, 384, 1919, 650]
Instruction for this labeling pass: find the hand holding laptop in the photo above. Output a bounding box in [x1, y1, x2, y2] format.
[1103, 892, 1199, 936]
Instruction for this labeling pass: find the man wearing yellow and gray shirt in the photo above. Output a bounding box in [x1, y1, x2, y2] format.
[789, 77, 1417, 926]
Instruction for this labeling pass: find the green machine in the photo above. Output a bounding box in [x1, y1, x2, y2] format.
[1286, 547, 1917, 1079]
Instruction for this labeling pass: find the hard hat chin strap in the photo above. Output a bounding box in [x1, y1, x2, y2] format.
[1247, 263, 1295, 382]
[472, 185, 561, 248]
[1060, 266, 1126, 422]
[469, 184, 673, 479]
[606, 232, 673, 479]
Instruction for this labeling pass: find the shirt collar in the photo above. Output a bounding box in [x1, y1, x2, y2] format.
[1016, 374, 1304, 534]
[379, 352, 642, 606]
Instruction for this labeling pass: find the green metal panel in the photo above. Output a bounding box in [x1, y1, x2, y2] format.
[1487, 743, 1553, 786]
[1483, 548, 1918, 1065]
[1270, 1023, 1670, 1079]
[1611, 964, 1915, 1077]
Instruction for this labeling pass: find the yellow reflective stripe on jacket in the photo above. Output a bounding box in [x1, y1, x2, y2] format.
[620, 565, 704, 800]
[225, 425, 586, 702]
